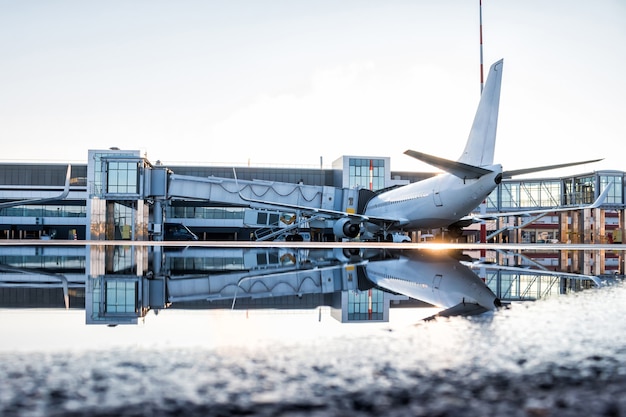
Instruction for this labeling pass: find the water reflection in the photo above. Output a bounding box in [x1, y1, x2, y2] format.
[0, 244, 616, 326]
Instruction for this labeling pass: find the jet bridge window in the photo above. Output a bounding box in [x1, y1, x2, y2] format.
[600, 174, 623, 205]
[106, 161, 140, 195]
[104, 279, 138, 314]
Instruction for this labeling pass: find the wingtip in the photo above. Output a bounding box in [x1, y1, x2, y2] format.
[590, 181, 613, 208]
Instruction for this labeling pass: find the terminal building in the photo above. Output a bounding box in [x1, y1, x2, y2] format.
[1, 148, 624, 241]
[1, 148, 625, 273]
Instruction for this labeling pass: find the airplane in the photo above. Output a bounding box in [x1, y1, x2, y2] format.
[235, 59, 604, 241]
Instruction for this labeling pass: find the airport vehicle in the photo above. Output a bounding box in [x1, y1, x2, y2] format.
[163, 223, 198, 241]
[240, 60, 603, 240]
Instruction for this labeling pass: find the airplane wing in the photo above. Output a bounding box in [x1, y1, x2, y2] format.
[425, 302, 492, 320]
[502, 159, 603, 178]
[0, 165, 72, 209]
[405, 149, 602, 181]
[461, 181, 613, 224]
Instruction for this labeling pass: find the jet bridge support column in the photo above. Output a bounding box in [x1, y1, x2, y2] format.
[595, 208, 606, 243]
[583, 208, 592, 244]
[152, 200, 164, 242]
[613, 209, 626, 275]
[559, 212, 569, 244]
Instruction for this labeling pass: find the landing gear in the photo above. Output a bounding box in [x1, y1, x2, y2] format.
[447, 226, 463, 240]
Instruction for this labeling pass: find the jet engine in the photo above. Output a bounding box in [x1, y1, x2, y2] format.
[332, 217, 360, 239]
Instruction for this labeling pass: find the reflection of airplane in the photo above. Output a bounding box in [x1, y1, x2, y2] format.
[363, 250, 501, 317]
[236, 60, 603, 240]
[0, 245, 603, 325]
[0, 165, 72, 209]
[165, 248, 502, 319]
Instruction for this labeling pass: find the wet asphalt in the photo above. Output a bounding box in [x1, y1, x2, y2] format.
[1, 281, 626, 417]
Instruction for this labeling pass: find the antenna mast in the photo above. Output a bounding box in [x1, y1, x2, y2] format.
[479, 0, 484, 94]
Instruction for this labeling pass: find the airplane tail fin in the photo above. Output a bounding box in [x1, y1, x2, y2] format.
[457, 59, 503, 167]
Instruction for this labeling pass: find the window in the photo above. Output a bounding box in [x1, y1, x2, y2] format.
[105, 280, 137, 314]
[500, 180, 561, 209]
[574, 177, 595, 205]
[347, 289, 384, 321]
[600, 174, 623, 205]
[106, 161, 139, 195]
[348, 158, 385, 191]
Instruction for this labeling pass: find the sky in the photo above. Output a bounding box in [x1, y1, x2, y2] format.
[0, 307, 438, 353]
[1, 0, 625, 176]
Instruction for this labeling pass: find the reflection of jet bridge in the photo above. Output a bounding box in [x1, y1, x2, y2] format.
[166, 267, 347, 303]
[164, 247, 358, 303]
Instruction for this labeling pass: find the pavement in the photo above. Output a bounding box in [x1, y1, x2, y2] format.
[1, 281, 625, 417]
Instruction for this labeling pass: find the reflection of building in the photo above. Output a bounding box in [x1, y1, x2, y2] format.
[0, 245, 611, 326]
[86, 273, 167, 326]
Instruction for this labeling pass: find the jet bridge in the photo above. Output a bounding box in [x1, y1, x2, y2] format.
[86, 150, 366, 241]
[163, 172, 362, 240]
[167, 173, 357, 212]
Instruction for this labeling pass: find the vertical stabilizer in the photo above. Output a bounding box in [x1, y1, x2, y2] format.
[457, 59, 503, 167]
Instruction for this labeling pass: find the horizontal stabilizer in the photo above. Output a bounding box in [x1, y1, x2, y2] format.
[404, 150, 493, 179]
[502, 159, 603, 178]
[426, 303, 491, 320]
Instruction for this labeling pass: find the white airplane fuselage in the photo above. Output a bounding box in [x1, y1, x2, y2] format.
[364, 164, 503, 231]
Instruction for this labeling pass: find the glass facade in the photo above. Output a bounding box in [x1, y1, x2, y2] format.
[0, 204, 86, 218]
[170, 166, 331, 187]
[487, 271, 563, 300]
[112, 202, 134, 240]
[168, 206, 245, 220]
[106, 161, 140, 195]
[347, 289, 384, 321]
[88, 276, 141, 324]
[500, 181, 561, 210]
[600, 174, 623, 205]
[168, 255, 245, 273]
[348, 158, 385, 191]
[564, 176, 595, 205]
[89, 151, 141, 197]
[0, 254, 85, 270]
[0, 164, 86, 186]
[104, 279, 138, 314]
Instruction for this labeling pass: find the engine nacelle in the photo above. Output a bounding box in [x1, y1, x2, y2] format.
[332, 217, 360, 239]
